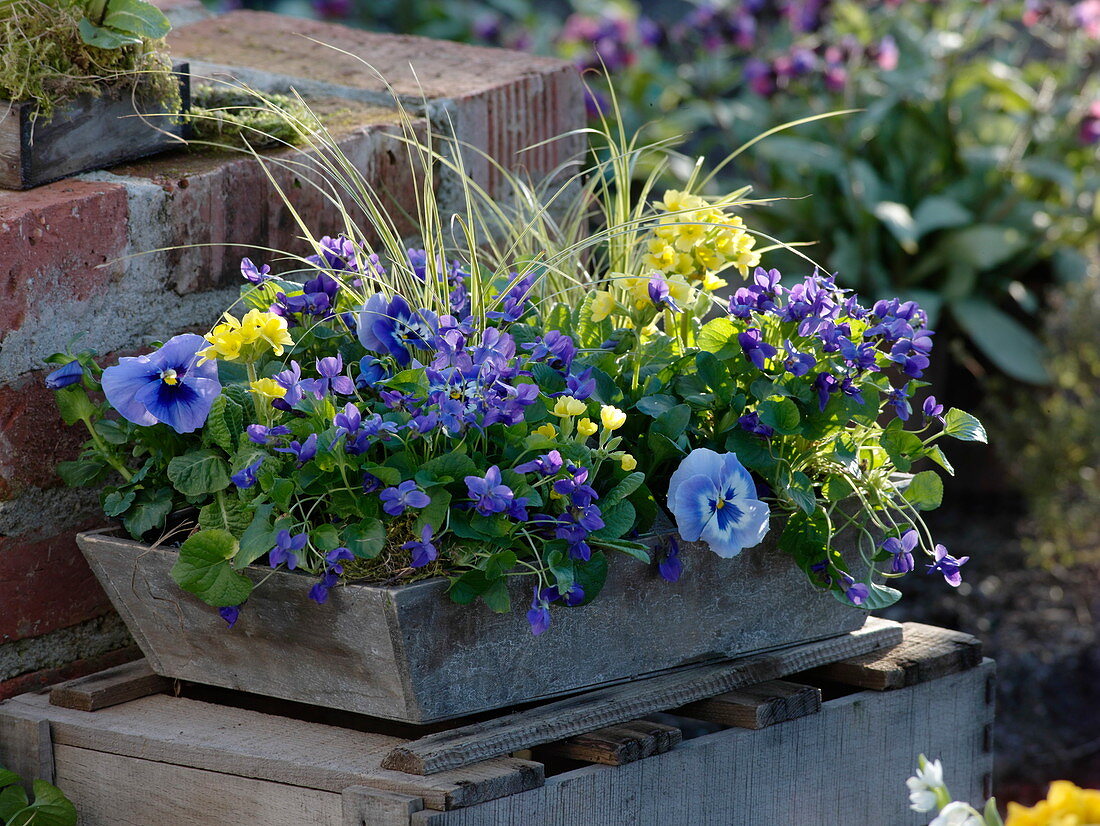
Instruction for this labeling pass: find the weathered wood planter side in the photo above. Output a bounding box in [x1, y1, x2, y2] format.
[77, 529, 867, 724]
[0, 63, 191, 190]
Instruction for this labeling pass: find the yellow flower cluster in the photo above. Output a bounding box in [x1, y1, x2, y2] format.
[644, 189, 760, 284]
[1006, 781, 1100, 826]
[200, 310, 294, 363]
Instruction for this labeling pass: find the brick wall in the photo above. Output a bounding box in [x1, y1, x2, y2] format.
[0, 2, 584, 698]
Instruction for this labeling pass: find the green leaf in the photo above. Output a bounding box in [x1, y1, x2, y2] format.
[420, 452, 477, 482]
[912, 196, 972, 239]
[269, 477, 294, 510]
[635, 394, 679, 418]
[822, 475, 854, 502]
[880, 429, 923, 472]
[592, 501, 635, 540]
[480, 579, 511, 613]
[53, 385, 97, 426]
[415, 490, 452, 535]
[924, 444, 955, 475]
[199, 493, 253, 534]
[873, 201, 918, 254]
[592, 538, 650, 563]
[236, 504, 276, 567]
[695, 351, 734, 405]
[205, 394, 244, 454]
[57, 459, 107, 487]
[724, 429, 777, 473]
[832, 582, 901, 611]
[942, 408, 988, 443]
[758, 398, 800, 435]
[983, 798, 1005, 826]
[944, 225, 1028, 271]
[101, 0, 171, 37]
[949, 298, 1049, 384]
[93, 418, 129, 445]
[167, 450, 231, 496]
[652, 404, 690, 441]
[785, 471, 817, 515]
[78, 17, 142, 48]
[102, 489, 136, 517]
[603, 472, 644, 508]
[309, 524, 342, 552]
[5, 779, 76, 826]
[902, 470, 944, 511]
[346, 519, 385, 559]
[572, 551, 608, 604]
[778, 509, 829, 569]
[448, 569, 492, 605]
[696, 317, 739, 357]
[121, 488, 173, 538]
[171, 529, 253, 608]
[0, 785, 29, 821]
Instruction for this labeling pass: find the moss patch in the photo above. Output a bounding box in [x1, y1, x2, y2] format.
[185, 85, 321, 150]
[0, 0, 178, 121]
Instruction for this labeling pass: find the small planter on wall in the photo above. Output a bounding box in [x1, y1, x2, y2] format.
[0, 62, 190, 190]
[78, 529, 867, 724]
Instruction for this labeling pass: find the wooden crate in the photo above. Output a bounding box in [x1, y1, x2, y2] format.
[0, 64, 190, 190]
[0, 620, 994, 826]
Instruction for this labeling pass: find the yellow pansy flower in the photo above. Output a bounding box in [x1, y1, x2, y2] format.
[590, 291, 615, 322]
[250, 378, 287, 399]
[620, 453, 637, 471]
[577, 418, 598, 437]
[601, 405, 627, 431]
[552, 396, 587, 418]
[534, 423, 557, 438]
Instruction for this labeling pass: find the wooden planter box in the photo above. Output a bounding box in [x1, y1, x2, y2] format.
[0, 63, 190, 190]
[77, 529, 866, 724]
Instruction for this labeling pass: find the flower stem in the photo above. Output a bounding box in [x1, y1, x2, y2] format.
[245, 363, 267, 425]
[80, 416, 132, 482]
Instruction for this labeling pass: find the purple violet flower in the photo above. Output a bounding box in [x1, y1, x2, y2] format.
[269, 530, 308, 570]
[922, 395, 945, 423]
[927, 544, 968, 587]
[274, 433, 318, 467]
[527, 586, 552, 636]
[658, 536, 682, 582]
[841, 574, 869, 606]
[241, 257, 272, 284]
[247, 424, 291, 445]
[648, 276, 680, 313]
[738, 328, 777, 370]
[465, 466, 515, 516]
[402, 524, 438, 568]
[231, 456, 264, 489]
[380, 480, 431, 516]
[515, 450, 564, 477]
[302, 355, 356, 399]
[218, 605, 240, 627]
[882, 529, 919, 574]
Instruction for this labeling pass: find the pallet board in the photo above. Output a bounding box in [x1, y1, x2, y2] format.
[0, 622, 991, 826]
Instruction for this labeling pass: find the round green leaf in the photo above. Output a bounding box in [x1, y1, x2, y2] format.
[171, 529, 252, 608]
[167, 449, 232, 496]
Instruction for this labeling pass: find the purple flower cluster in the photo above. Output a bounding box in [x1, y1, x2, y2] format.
[730, 267, 936, 440]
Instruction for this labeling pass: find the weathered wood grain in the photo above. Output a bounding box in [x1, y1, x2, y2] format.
[533, 720, 682, 766]
[79, 527, 867, 724]
[342, 786, 424, 826]
[3, 691, 540, 811]
[50, 660, 170, 712]
[673, 679, 822, 729]
[0, 66, 189, 190]
[382, 619, 903, 775]
[412, 662, 996, 826]
[807, 622, 982, 691]
[0, 703, 53, 787]
[53, 744, 344, 826]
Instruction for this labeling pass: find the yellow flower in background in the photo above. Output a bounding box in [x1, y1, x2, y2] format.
[590, 290, 615, 322]
[249, 378, 287, 399]
[577, 418, 598, 437]
[648, 189, 760, 280]
[1006, 780, 1100, 826]
[534, 423, 557, 439]
[620, 453, 637, 471]
[601, 405, 626, 431]
[552, 396, 586, 418]
[702, 272, 728, 292]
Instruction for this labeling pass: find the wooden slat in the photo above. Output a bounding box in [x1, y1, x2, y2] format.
[0, 705, 53, 787]
[50, 659, 170, 712]
[342, 786, 424, 826]
[807, 622, 982, 691]
[410, 663, 996, 826]
[381, 618, 903, 775]
[3, 692, 541, 811]
[674, 680, 821, 729]
[534, 720, 681, 766]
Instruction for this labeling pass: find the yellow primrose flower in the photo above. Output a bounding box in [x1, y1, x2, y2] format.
[590, 290, 615, 322]
[552, 396, 587, 418]
[601, 405, 627, 431]
[534, 423, 557, 438]
[200, 326, 245, 362]
[620, 453, 637, 471]
[249, 378, 287, 399]
[244, 310, 294, 356]
[1005, 780, 1100, 826]
[702, 272, 728, 292]
[577, 418, 598, 437]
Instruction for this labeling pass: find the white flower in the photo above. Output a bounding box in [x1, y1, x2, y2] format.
[929, 801, 983, 826]
[907, 758, 945, 812]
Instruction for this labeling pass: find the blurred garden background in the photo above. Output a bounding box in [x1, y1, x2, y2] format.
[210, 0, 1100, 804]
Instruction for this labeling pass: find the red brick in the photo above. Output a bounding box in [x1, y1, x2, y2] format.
[0, 181, 128, 337]
[107, 111, 428, 294]
[0, 373, 87, 497]
[168, 12, 585, 197]
[0, 644, 139, 701]
[0, 525, 112, 644]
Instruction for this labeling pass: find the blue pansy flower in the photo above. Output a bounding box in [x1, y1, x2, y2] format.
[666, 448, 770, 558]
[358, 294, 438, 366]
[45, 359, 84, 389]
[101, 334, 221, 434]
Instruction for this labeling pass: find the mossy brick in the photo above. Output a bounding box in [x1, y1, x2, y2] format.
[167, 12, 586, 199]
